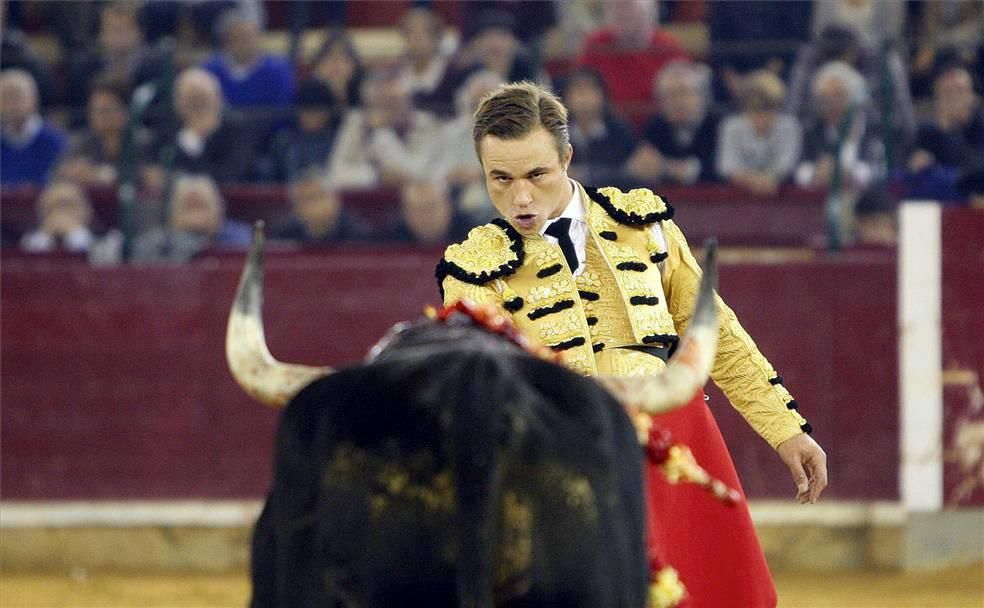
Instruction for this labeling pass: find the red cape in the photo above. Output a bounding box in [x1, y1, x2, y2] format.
[646, 392, 777, 608]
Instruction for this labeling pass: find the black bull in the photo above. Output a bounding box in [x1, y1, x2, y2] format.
[250, 319, 649, 607]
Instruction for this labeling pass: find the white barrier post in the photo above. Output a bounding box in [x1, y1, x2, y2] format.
[898, 201, 943, 513]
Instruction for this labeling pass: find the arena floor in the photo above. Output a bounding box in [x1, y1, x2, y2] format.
[2, 566, 982, 608]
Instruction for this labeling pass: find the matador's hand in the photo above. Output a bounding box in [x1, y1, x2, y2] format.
[776, 433, 828, 504]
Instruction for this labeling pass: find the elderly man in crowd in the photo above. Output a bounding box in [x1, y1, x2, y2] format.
[795, 61, 880, 192]
[130, 174, 250, 263]
[202, 8, 294, 110]
[629, 60, 721, 185]
[0, 69, 66, 186]
[154, 67, 255, 182]
[328, 69, 442, 190]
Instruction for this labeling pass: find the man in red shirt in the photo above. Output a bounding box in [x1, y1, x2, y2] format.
[577, 0, 689, 122]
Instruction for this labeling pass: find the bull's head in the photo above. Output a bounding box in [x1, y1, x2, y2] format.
[226, 223, 718, 415]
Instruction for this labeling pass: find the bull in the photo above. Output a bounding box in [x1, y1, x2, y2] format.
[226, 224, 720, 608]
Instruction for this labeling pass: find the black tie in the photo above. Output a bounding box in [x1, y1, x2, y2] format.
[544, 217, 578, 273]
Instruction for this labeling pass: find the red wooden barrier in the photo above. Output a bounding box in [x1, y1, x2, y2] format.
[0, 246, 897, 500]
[1, 184, 824, 247]
[941, 210, 984, 507]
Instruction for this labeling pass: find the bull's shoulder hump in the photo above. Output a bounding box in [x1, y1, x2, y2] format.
[436, 218, 525, 286]
[585, 185, 674, 226]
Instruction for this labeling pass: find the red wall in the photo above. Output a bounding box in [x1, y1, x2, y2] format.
[1, 247, 898, 500]
[941, 210, 984, 507]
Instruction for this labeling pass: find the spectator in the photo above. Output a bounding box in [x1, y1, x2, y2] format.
[795, 61, 882, 192]
[717, 70, 802, 196]
[629, 60, 720, 185]
[0, 69, 66, 187]
[328, 69, 442, 190]
[785, 24, 916, 160]
[273, 172, 370, 244]
[264, 79, 341, 182]
[707, 1, 811, 103]
[310, 29, 365, 110]
[911, 66, 983, 173]
[202, 8, 294, 110]
[550, 0, 607, 59]
[386, 180, 472, 245]
[154, 68, 255, 182]
[562, 67, 636, 186]
[20, 181, 95, 254]
[139, 0, 265, 48]
[811, 0, 906, 50]
[57, 76, 153, 188]
[909, 2, 982, 100]
[64, 2, 168, 113]
[577, 0, 688, 111]
[398, 8, 452, 110]
[433, 69, 504, 223]
[130, 174, 251, 263]
[0, 7, 58, 109]
[896, 66, 983, 202]
[458, 11, 540, 85]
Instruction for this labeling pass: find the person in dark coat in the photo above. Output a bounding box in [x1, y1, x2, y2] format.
[272, 172, 371, 244]
[384, 180, 473, 245]
[153, 67, 256, 182]
[264, 79, 341, 182]
[561, 68, 637, 187]
[629, 60, 721, 186]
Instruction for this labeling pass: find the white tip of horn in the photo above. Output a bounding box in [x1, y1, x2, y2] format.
[597, 239, 719, 414]
[226, 222, 331, 407]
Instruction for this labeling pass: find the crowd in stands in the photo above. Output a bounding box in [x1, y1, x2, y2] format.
[1, 0, 982, 263]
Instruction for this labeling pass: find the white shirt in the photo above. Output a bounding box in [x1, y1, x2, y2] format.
[541, 180, 589, 276]
[541, 180, 668, 278]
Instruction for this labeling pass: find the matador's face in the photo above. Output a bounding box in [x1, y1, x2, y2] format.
[479, 126, 574, 236]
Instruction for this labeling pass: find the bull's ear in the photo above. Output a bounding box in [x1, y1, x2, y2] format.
[596, 239, 719, 415]
[226, 222, 332, 407]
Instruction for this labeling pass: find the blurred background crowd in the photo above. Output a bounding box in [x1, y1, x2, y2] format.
[1, 0, 982, 264]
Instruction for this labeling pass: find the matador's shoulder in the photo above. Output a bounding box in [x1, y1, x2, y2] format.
[584, 185, 675, 226]
[435, 218, 525, 288]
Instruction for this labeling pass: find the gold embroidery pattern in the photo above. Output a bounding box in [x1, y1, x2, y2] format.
[609, 349, 666, 378]
[562, 347, 594, 375]
[632, 307, 677, 338]
[536, 309, 584, 345]
[588, 212, 620, 235]
[598, 240, 650, 267]
[577, 239, 634, 348]
[527, 240, 565, 274]
[597, 186, 669, 218]
[526, 280, 577, 306]
[442, 277, 502, 307]
[443, 224, 518, 276]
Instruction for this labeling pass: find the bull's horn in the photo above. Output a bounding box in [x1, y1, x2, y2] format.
[597, 239, 719, 414]
[226, 222, 331, 407]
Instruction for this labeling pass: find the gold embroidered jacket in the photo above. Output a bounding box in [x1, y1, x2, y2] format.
[437, 184, 809, 449]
